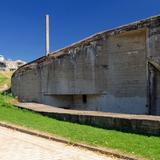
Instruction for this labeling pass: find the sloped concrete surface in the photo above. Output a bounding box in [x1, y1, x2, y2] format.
[16, 102, 160, 135]
[17, 102, 160, 120]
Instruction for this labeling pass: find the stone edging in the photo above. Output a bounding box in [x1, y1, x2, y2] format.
[0, 122, 145, 160]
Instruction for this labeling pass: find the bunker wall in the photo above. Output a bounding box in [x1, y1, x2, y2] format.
[12, 16, 160, 114]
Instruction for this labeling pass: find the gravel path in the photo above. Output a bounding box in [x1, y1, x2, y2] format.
[0, 126, 121, 160]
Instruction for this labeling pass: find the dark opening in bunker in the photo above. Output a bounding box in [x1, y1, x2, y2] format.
[82, 95, 87, 104]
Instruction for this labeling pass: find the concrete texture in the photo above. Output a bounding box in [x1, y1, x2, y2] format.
[16, 102, 160, 136]
[12, 15, 160, 115]
[0, 126, 121, 160]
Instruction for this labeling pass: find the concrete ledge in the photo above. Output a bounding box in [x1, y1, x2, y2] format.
[0, 121, 144, 160]
[16, 103, 160, 136]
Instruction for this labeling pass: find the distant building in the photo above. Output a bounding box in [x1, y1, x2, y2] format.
[0, 55, 5, 61]
[0, 55, 26, 71]
[16, 60, 26, 68]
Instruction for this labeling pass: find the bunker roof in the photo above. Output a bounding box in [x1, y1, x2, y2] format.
[13, 14, 160, 77]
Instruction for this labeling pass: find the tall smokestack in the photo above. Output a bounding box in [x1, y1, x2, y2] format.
[45, 14, 50, 56]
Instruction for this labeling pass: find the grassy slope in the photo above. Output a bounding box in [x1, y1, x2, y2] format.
[0, 94, 160, 160]
[0, 71, 13, 89]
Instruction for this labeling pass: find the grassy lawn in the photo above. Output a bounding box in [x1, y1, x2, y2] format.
[0, 94, 160, 160]
[0, 71, 13, 89]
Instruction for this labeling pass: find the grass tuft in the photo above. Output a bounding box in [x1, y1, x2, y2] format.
[0, 71, 13, 90]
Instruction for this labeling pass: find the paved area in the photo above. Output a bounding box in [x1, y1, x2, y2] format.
[17, 102, 160, 121]
[0, 126, 120, 160]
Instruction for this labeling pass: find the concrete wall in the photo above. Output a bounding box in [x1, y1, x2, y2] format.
[12, 15, 160, 115]
[147, 26, 160, 115]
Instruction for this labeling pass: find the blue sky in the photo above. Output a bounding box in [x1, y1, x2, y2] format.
[0, 0, 160, 62]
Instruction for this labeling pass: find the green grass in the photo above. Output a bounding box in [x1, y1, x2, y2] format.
[0, 94, 160, 160]
[0, 71, 13, 89]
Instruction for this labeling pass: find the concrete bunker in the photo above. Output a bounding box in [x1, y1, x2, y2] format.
[12, 15, 160, 115]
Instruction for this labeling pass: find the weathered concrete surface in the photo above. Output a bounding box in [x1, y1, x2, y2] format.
[0, 126, 120, 160]
[16, 102, 160, 136]
[147, 26, 160, 115]
[12, 15, 160, 115]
